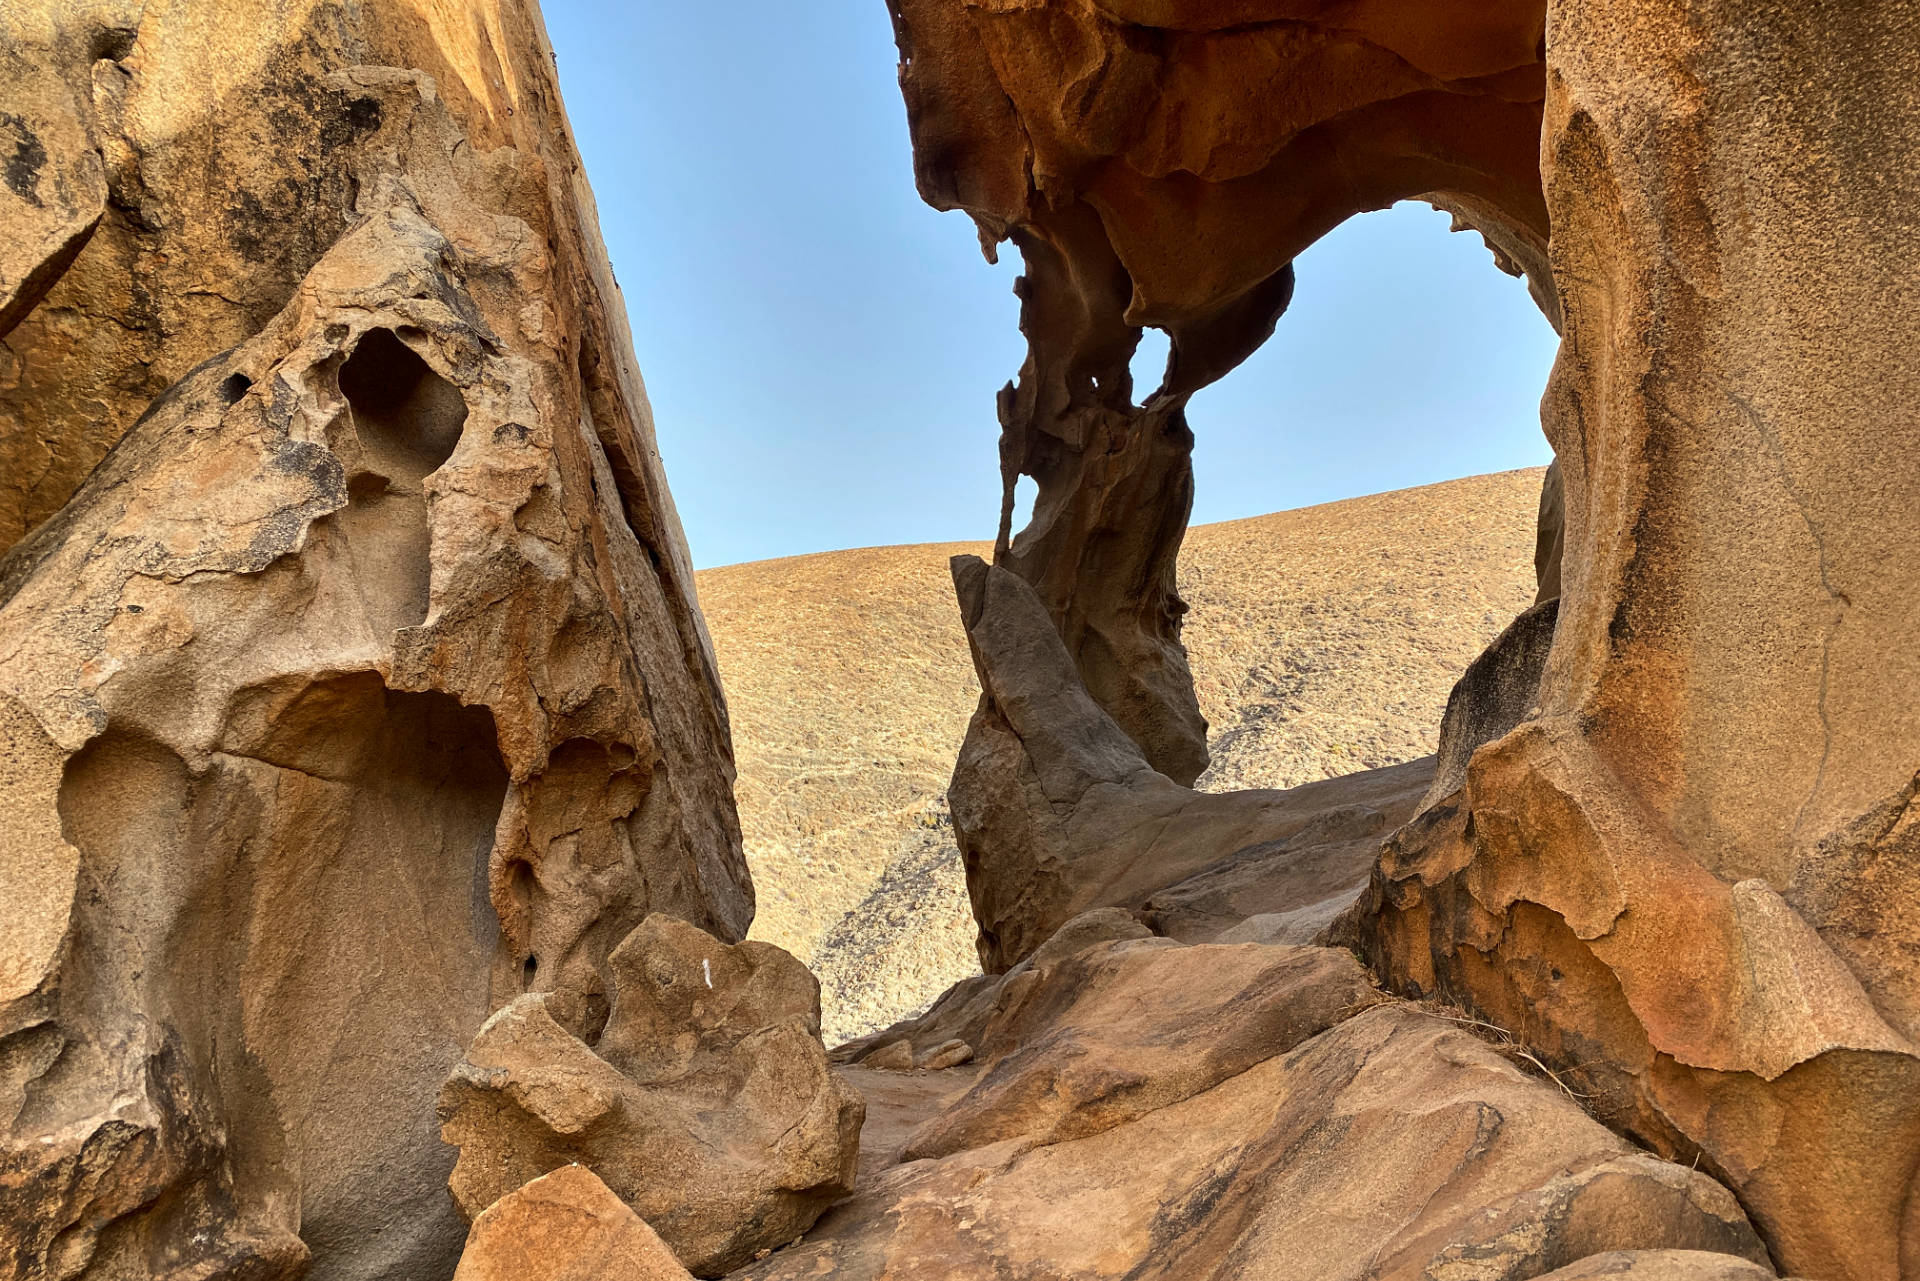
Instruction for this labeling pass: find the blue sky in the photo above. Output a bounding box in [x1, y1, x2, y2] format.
[544, 4, 1559, 570]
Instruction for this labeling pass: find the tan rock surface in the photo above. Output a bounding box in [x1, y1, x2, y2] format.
[441, 916, 863, 1278]
[902, 939, 1377, 1159]
[0, 6, 747, 1278]
[1360, 4, 1920, 1275]
[699, 470, 1540, 1040]
[1535, 1253, 1782, 1281]
[890, 0, 1920, 1272]
[744, 1002, 1769, 1281]
[948, 551, 1438, 971]
[452, 1165, 692, 1281]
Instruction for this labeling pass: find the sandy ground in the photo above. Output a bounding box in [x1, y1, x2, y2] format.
[696, 468, 1545, 1043]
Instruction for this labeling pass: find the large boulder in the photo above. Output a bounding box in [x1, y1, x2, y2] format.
[441, 916, 864, 1278]
[0, 8, 748, 1279]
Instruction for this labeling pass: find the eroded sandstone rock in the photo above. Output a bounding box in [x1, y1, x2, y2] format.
[903, 938, 1376, 1159]
[948, 552, 1432, 970]
[452, 1165, 692, 1281]
[894, 1, 1920, 1274]
[886, 0, 1554, 786]
[1358, 4, 1920, 1275]
[747, 1003, 1769, 1281]
[440, 915, 863, 1278]
[0, 9, 748, 1278]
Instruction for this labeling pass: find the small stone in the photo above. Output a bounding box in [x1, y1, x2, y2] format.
[914, 1039, 974, 1070]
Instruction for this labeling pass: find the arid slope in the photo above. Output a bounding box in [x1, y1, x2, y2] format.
[698, 468, 1544, 1042]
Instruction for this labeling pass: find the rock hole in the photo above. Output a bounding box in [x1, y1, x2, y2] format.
[218, 372, 253, 405]
[1130, 327, 1171, 406]
[332, 331, 466, 635]
[1009, 474, 1038, 539]
[523, 954, 538, 985]
[90, 26, 137, 62]
[339, 328, 467, 484]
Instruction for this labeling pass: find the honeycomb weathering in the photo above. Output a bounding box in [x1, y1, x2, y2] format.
[0, 7, 750, 1276]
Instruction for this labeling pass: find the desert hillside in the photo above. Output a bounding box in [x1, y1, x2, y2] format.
[698, 468, 1546, 1043]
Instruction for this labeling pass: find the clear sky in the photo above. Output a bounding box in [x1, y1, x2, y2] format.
[543, 4, 1560, 570]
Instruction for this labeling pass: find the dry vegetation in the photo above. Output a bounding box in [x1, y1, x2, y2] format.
[697, 468, 1545, 1043]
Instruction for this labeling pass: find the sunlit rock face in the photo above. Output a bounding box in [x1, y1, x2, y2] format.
[889, 1, 1920, 1276]
[0, 6, 749, 1278]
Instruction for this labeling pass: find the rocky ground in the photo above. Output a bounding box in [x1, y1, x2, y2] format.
[698, 468, 1545, 1043]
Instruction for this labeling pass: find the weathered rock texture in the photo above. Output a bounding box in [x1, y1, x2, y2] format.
[747, 928, 1770, 1281]
[0, 6, 748, 1279]
[441, 916, 863, 1278]
[451, 1165, 692, 1281]
[891, 1, 1920, 1275]
[1365, 7, 1920, 1278]
[887, 0, 1552, 789]
[950, 552, 1433, 971]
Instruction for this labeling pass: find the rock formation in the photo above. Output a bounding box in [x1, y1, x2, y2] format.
[747, 921, 1772, 1281]
[887, 0, 1552, 789]
[949, 552, 1434, 969]
[699, 468, 1544, 1046]
[887, 1, 1920, 1276]
[6, 0, 1918, 1276]
[0, 5, 748, 1279]
[451, 1165, 693, 1281]
[441, 916, 863, 1278]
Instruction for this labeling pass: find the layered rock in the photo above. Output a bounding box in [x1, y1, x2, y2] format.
[747, 928, 1770, 1281]
[0, 6, 748, 1279]
[441, 916, 863, 1278]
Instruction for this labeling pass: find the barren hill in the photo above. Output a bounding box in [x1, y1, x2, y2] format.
[697, 468, 1545, 1042]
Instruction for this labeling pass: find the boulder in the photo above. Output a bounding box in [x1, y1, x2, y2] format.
[441, 916, 864, 1277]
[452, 1165, 692, 1281]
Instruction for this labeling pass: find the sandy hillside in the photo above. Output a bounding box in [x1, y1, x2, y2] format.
[696, 468, 1546, 1043]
